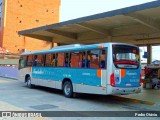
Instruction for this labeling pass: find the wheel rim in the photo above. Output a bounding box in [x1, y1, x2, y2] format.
[64, 84, 71, 95]
[27, 79, 31, 87]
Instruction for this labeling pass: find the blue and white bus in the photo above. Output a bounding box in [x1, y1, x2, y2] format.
[18, 43, 142, 97]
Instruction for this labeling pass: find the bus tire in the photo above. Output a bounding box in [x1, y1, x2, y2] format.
[63, 81, 73, 98]
[26, 77, 33, 88]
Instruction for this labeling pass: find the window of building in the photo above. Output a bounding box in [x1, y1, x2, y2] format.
[0, 2, 2, 17]
[0, 1, 2, 27]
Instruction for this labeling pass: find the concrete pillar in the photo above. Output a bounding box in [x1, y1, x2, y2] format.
[50, 38, 58, 49]
[147, 44, 152, 64]
[53, 43, 58, 47]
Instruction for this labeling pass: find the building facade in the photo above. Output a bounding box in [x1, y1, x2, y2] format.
[0, 0, 60, 54]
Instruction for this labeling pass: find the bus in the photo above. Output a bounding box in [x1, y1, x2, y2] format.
[18, 43, 142, 97]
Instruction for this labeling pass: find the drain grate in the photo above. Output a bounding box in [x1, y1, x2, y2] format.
[30, 104, 58, 110]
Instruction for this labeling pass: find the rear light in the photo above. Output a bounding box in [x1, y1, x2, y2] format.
[110, 73, 115, 87]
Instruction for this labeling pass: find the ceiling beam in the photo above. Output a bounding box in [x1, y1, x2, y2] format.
[125, 13, 160, 31]
[46, 29, 77, 40]
[24, 34, 53, 42]
[75, 23, 111, 36]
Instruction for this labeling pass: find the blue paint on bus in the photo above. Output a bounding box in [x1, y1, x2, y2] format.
[115, 67, 141, 88]
[32, 67, 101, 86]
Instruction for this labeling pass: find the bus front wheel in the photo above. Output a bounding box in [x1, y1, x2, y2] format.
[63, 81, 73, 98]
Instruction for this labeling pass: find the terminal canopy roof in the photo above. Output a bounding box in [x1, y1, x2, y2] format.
[19, 1, 160, 45]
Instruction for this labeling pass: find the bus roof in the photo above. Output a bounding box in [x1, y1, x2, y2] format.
[21, 42, 138, 55]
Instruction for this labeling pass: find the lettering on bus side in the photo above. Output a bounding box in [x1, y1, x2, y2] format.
[63, 74, 71, 78]
[82, 73, 91, 76]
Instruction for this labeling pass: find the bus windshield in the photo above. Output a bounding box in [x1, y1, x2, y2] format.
[112, 45, 140, 69]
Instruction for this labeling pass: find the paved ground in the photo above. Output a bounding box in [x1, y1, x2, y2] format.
[0, 77, 159, 120]
[119, 88, 160, 105]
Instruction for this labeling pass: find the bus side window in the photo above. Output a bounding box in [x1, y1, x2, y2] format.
[64, 53, 70, 67]
[19, 55, 27, 69]
[100, 49, 106, 69]
[51, 53, 57, 67]
[34, 54, 45, 66]
[71, 52, 80, 68]
[86, 51, 91, 68]
[45, 54, 52, 67]
[89, 50, 100, 69]
[27, 55, 33, 66]
[33, 55, 38, 66]
[57, 53, 64, 67]
[81, 51, 86, 68]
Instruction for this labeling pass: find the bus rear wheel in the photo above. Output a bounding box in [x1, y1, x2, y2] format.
[63, 81, 73, 98]
[26, 77, 33, 88]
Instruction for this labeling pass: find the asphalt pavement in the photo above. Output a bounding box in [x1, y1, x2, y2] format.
[0, 77, 159, 120]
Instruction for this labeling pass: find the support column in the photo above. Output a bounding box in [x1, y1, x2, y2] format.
[50, 38, 58, 49]
[147, 44, 152, 64]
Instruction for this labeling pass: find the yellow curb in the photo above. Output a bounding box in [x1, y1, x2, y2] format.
[110, 95, 155, 105]
[35, 117, 47, 120]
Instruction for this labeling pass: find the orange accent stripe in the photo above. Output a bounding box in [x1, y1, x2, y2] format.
[121, 69, 126, 78]
[97, 69, 101, 78]
[30, 67, 32, 72]
[98, 46, 103, 48]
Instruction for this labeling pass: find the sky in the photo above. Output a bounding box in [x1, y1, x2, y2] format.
[60, 0, 156, 22]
